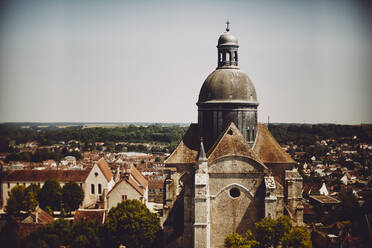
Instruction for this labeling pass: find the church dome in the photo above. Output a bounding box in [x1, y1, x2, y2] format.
[217, 31, 238, 47]
[197, 69, 258, 104]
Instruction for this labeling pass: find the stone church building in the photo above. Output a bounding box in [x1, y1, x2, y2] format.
[162, 24, 304, 248]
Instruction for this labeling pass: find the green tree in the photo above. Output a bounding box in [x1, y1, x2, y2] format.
[26, 219, 72, 248]
[25, 183, 41, 197]
[281, 227, 312, 248]
[255, 216, 291, 248]
[225, 231, 259, 248]
[23, 190, 38, 213]
[62, 182, 84, 214]
[225, 216, 311, 248]
[70, 220, 102, 248]
[22, 183, 41, 213]
[38, 179, 62, 211]
[5, 185, 26, 215]
[104, 200, 162, 248]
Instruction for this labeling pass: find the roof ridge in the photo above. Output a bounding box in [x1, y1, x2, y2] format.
[206, 122, 234, 157]
[207, 122, 264, 164]
[97, 158, 113, 182]
[253, 124, 295, 163]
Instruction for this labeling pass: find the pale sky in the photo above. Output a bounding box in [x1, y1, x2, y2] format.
[1, 0, 371, 124]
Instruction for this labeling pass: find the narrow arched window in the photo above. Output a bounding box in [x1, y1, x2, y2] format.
[235, 51, 238, 62]
[226, 52, 230, 61]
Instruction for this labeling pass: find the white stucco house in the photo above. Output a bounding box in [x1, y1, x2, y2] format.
[1, 158, 114, 209]
[105, 164, 148, 210]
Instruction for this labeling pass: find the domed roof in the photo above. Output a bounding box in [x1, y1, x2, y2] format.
[218, 31, 238, 47]
[197, 69, 258, 105]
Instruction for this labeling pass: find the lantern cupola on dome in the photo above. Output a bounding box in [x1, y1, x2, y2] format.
[217, 20, 239, 69]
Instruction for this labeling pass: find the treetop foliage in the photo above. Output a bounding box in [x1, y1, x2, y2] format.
[105, 199, 162, 248]
[1, 200, 162, 248]
[269, 123, 372, 145]
[225, 216, 312, 248]
[62, 182, 84, 213]
[38, 179, 62, 211]
[0, 123, 187, 149]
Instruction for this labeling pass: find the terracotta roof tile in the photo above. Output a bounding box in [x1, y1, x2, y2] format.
[253, 124, 295, 163]
[310, 195, 340, 204]
[125, 176, 145, 196]
[207, 122, 264, 164]
[108, 177, 144, 196]
[32, 208, 54, 224]
[125, 164, 148, 188]
[149, 180, 163, 189]
[165, 124, 200, 164]
[165, 123, 294, 165]
[4, 169, 90, 182]
[73, 209, 105, 225]
[97, 158, 113, 182]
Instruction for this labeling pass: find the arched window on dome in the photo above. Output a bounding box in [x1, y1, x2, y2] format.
[247, 126, 250, 141]
[234, 51, 238, 62]
[226, 52, 231, 62]
[219, 52, 223, 62]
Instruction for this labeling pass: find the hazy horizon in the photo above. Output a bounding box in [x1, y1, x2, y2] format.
[1, 0, 371, 124]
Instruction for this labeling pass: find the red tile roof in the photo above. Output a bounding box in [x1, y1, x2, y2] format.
[73, 209, 105, 225]
[207, 123, 264, 164]
[253, 124, 295, 163]
[149, 180, 163, 189]
[310, 195, 340, 204]
[108, 176, 145, 197]
[32, 208, 54, 224]
[97, 158, 113, 182]
[165, 123, 295, 165]
[165, 124, 200, 164]
[4, 169, 90, 182]
[125, 164, 148, 188]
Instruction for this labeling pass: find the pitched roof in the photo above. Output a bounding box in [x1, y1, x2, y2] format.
[207, 122, 264, 164]
[31, 208, 54, 224]
[124, 164, 148, 188]
[108, 176, 145, 196]
[310, 195, 340, 204]
[73, 209, 105, 225]
[97, 158, 113, 182]
[165, 123, 200, 164]
[253, 124, 295, 163]
[165, 122, 295, 165]
[4, 169, 90, 182]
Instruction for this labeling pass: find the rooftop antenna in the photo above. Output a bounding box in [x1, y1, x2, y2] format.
[226, 19, 230, 32]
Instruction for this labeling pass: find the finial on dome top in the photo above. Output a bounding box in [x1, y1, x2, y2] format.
[226, 19, 230, 32]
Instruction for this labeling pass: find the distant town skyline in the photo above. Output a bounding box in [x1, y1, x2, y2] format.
[1, 0, 371, 124]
